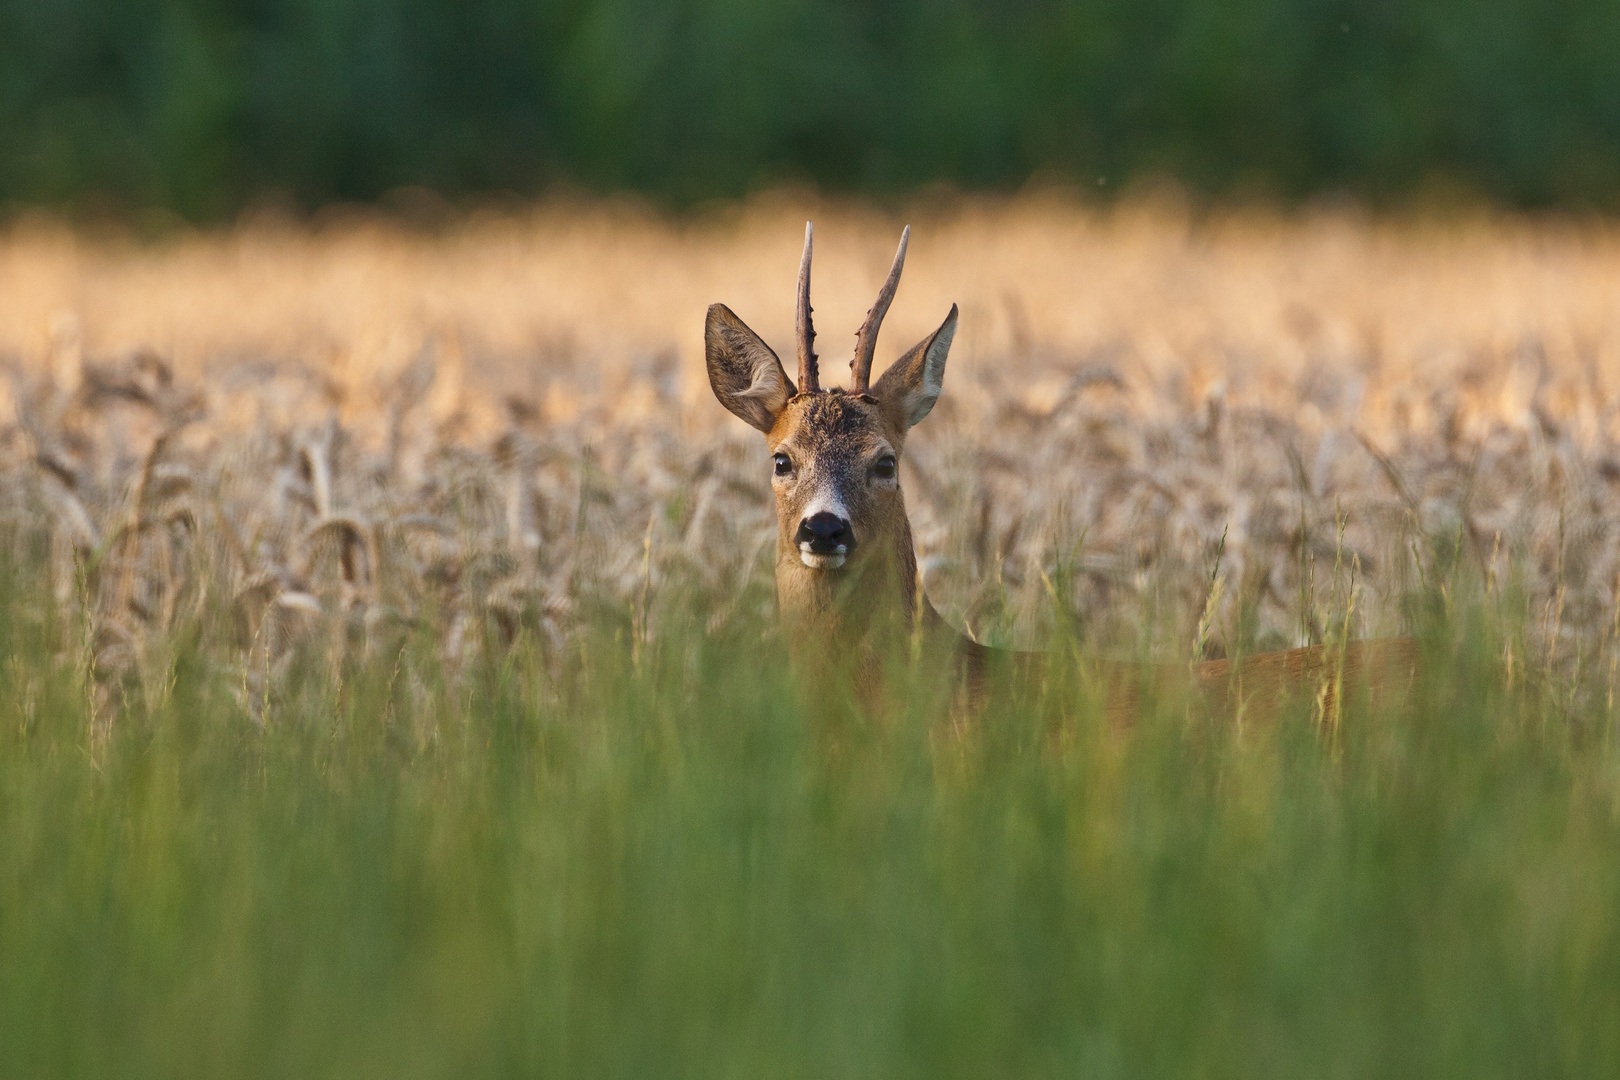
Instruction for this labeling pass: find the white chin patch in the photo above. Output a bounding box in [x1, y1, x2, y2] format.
[799, 549, 847, 570]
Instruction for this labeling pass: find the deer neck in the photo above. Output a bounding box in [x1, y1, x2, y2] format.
[775, 502, 923, 665]
[775, 501, 989, 713]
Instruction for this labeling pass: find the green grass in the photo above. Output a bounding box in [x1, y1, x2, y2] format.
[2, 545, 1619, 1079]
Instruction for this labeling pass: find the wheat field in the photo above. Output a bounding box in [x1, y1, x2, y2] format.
[4, 193, 1620, 702]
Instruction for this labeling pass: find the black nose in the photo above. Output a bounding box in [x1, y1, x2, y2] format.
[795, 512, 855, 555]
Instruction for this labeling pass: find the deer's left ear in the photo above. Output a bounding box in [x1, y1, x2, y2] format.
[873, 304, 957, 429]
[706, 303, 796, 433]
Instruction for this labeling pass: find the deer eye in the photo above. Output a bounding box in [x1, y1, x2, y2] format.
[873, 454, 897, 480]
[773, 452, 793, 476]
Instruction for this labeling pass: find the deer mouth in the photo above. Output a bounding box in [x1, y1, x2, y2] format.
[798, 547, 848, 570]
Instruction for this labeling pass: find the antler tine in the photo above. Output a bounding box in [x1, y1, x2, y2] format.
[796, 221, 819, 393]
[850, 226, 909, 391]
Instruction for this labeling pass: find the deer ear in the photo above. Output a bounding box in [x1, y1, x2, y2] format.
[705, 304, 796, 433]
[873, 304, 957, 429]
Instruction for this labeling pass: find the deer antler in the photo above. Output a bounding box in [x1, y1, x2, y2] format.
[850, 226, 909, 392]
[796, 221, 819, 394]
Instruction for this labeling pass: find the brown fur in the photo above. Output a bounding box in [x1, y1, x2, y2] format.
[926, 613, 1419, 729]
[766, 393, 915, 635]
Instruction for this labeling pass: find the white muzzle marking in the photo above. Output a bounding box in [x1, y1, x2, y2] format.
[798, 546, 847, 570]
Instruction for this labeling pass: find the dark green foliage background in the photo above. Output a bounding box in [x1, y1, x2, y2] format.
[3, 0, 1618, 218]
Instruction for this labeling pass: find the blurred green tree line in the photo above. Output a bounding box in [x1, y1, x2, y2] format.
[2, 0, 1617, 218]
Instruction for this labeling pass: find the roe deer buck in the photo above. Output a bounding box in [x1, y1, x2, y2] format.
[704, 223, 1418, 722]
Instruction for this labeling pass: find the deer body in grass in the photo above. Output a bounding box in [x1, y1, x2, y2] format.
[705, 223, 1417, 721]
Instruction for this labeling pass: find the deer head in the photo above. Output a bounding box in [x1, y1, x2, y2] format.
[705, 223, 958, 649]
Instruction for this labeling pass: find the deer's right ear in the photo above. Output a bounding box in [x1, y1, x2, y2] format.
[873, 304, 957, 429]
[705, 304, 796, 433]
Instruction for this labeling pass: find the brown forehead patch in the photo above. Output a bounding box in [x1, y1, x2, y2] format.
[768, 390, 899, 452]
